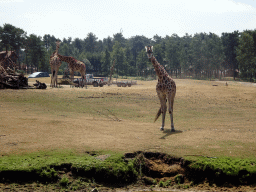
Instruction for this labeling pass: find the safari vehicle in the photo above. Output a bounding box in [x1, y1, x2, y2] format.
[73, 74, 108, 87]
[115, 80, 137, 87]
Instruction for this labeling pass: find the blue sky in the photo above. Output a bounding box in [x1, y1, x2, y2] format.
[1, 0, 256, 40]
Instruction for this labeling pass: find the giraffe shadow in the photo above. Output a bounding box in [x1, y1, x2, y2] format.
[159, 129, 183, 139]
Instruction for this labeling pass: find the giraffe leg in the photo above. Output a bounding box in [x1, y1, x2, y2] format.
[51, 70, 55, 87]
[85, 76, 87, 89]
[168, 91, 176, 132]
[70, 70, 74, 85]
[55, 66, 60, 88]
[157, 92, 167, 131]
[81, 74, 84, 88]
[50, 69, 53, 87]
[54, 71, 57, 87]
[50, 75, 53, 87]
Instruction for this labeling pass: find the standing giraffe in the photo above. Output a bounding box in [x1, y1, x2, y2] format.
[145, 45, 176, 132]
[108, 59, 115, 86]
[57, 54, 86, 88]
[50, 41, 62, 87]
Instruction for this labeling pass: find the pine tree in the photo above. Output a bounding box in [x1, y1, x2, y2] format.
[236, 32, 256, 81]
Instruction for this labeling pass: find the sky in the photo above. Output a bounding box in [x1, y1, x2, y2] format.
[1, 0, 256, 41]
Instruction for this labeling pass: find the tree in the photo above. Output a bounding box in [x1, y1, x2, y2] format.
[113, 32, 126, 47]
[0, 23, 15, 52]
[153, 44, 164, 66]
[84, 32, 98, 53]
[59, 42, 70, 56]
[0, 23, 26, 69]
[236, 32, 256, 81]
[153, 34, 163, 44]
[137, 49, 150, 76]
[101, 48, 111, 76]
[221, 31, 239, 79]
[190, 33, 204, 77]
[73, 38, 83, 53]
[165, 34, 181, 77]
[26, 34, 47, 73]
[207, 33, 224, 79]
[43, 34, 57, 51]
[96, 40, 103, 52]
[103, 36, 113, 52]
[124, 44, 136, 76]
[71, 47, 80, 60]
[111, 41, 126, 76]
[0, 23, 26, 52]
[179, 33, 192, 77]
[85, 52, 102, 74]
[129, 35, 151, 69]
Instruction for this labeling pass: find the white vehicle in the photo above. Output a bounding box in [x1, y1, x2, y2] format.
[73, 74, 108, 87]
[28, 72, 50, 78]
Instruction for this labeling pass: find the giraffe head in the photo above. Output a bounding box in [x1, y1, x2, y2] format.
[56, 40, 61, 50]
[145, 45, 153, 60]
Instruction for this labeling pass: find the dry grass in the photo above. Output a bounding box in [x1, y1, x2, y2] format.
[0, 77, 255, 158]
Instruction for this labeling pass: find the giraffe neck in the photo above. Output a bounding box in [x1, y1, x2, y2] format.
[55, 46, 59, 55]
[151, 56, 166, 79]
[57, 54, 76, 64]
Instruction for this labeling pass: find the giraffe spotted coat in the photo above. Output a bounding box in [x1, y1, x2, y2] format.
[57, 54, 86, 87]
[152, 57, 176, 95]
[145, 45, 176, 131]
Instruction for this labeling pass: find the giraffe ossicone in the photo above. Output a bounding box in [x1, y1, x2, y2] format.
[146, 45, 176, 132]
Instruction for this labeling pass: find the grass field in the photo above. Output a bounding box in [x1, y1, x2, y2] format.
[1, 77, 256, 191]
[0, 77, 255, 158]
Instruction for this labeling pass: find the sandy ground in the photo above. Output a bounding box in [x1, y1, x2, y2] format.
[0, 77, 256, 157]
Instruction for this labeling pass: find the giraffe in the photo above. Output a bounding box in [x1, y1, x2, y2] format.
[108, 59, 115, 86]
[50, 41, 62, 87]
[145, 45, 176, 132]
[57, 54, 86, 88]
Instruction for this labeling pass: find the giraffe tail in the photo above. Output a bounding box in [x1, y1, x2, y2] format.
[154, 107, 162, 122]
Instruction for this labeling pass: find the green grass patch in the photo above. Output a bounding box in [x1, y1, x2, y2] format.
[0, 150, 256, 187]
[72, 153, 137, 183]
[186, 156, 256, 184]
[0, 150, 138, 184]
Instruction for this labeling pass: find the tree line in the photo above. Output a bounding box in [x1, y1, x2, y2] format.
[1, 23, 256, 81]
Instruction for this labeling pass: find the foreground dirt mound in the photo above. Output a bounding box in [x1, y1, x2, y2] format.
[125, 151, 186, 185]
[125, 151, 256, 187]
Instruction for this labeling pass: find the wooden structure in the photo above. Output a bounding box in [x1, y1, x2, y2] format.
[0, 51, 18, 69]
[0, 67, 28, 89]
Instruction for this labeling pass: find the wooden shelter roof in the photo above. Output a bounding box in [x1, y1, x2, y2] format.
[0, 51, 18, 60]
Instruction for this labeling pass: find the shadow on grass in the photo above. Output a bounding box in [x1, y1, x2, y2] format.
[160, 129, 183, 139]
